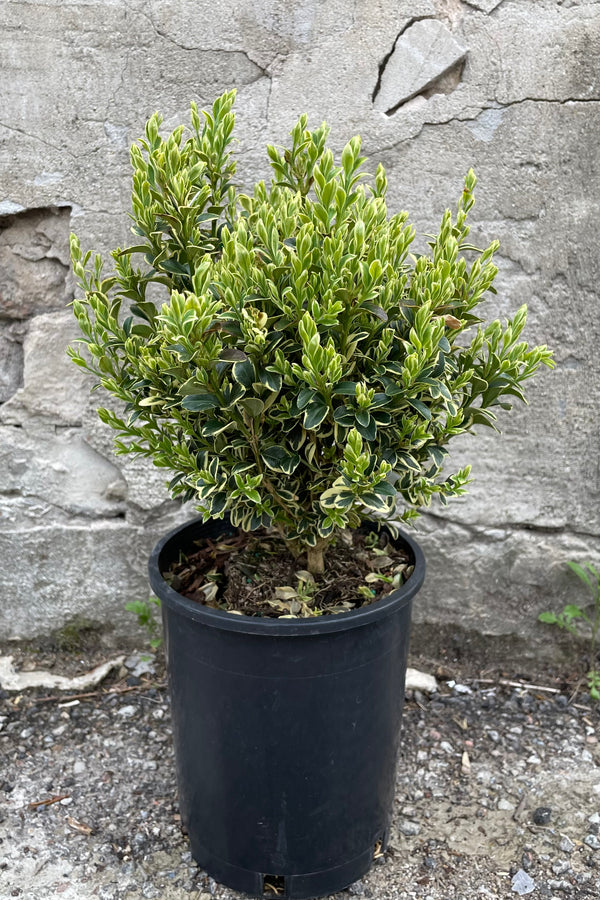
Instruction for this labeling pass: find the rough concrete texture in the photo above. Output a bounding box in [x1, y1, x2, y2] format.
[0, 0, 599, 657]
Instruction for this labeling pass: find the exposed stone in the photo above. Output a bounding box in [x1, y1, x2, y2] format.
[0, 522, 154, 640]
[559, 836, 575, 854]
[412, 517, 600, 666]
[0, 654, 124, 691]
[532, 807, 552, 825]
[0, 423, 127, 520]
[511, 869, 535, 895]
[398, 819, 420, 836]
[405, 667, 438, 693]
[0, 320, 26, 402]
[0, 311, 89, 425]
[373, 20, 467, 114]
[0, 207, 72, 319]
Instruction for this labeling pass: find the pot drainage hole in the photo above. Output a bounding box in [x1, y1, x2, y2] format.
[263, 874, 286, 895]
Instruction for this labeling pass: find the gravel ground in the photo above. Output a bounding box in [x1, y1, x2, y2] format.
[1, 653, 600, 900]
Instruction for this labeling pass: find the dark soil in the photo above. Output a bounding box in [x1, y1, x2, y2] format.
[165, 527, 413, 617]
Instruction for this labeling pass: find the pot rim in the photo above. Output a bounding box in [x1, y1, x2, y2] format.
[149, 516, 425, 636]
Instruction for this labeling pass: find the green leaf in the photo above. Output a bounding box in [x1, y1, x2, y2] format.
[429, 445, 447, 468]
[116, 244, 152, 257]
[317, 517, 336, 538]
[371, 393, 390, 408]
[303, 399, 328, 429]
[258, 368, 283, 392]
[178, 377, 205, 396]
[373, 480, 396, 498]
[566, 561, 594, 591]
[131, 323, 154, 337]
[167, 343, 193, 361]
[232, 359, 255, 389]
[360, 301, 388, 321]
[538, 611, 558, 624]
[202, 419, 233, 437]
[333, 382, 359, 396]
[563, 604, 584, 619]
[220, 348, 248, 362]
[371, 410, 391, 426]
[181, 393, 220, 411]
[333, 405, 355, 426]
[407, 398, 432, 420]
[397, 451, 421, 472]
[381, 447, 398, 467]
[471, 376, 488, 394]
[297, 387, 315, 409]
[355, 418, 376, 441]
[161, 258, 190, 275]
[320, 485, 355, 509]
[130, 302, 157, 322]
[223, 382, 245, 406]
[360, 491, 390, 511]
[261, 445, 301, 474]
[239, 397, 265, 417]
[210, 492, 228, 514]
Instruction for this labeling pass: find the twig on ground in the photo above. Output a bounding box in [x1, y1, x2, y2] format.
[33, 681, 167, 705]
[477, 678, 561, 694]
[568, 676, 585, 706]
[28, 794, 70, 809]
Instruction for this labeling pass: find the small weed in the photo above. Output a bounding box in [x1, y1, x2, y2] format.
[539, 561, 600, 699]
[125, 597, 162, 650]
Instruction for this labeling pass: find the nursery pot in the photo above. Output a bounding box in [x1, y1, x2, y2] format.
[149, 517, 425, 899]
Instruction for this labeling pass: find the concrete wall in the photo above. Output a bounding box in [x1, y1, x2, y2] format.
[1, 0, 598, 660]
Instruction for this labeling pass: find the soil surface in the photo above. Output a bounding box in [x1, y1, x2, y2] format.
[167, 527, 412, 617]
[1, 651, 600, 899]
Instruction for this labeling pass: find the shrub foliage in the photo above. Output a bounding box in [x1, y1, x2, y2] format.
[69, 91, 553, 573]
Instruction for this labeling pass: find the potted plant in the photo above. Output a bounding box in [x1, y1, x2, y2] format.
[68, 90, 553, 898]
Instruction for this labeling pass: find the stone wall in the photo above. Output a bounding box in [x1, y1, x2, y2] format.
[1, 0, 598, 661]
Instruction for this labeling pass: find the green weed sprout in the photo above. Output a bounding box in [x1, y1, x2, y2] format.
[539, 562, 600, 700]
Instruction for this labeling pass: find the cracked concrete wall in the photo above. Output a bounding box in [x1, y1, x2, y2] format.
[0, 0, 598, 662]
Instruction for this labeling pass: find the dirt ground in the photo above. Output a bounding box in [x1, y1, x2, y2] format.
[1, 648, 599, 900]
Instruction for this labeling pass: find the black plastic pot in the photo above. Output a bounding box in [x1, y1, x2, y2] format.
[149, 517, 425, 899]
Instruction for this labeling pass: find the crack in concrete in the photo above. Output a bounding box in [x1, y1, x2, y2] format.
[385, 58, 466, 116]
[0, 121, 76, 158]
[374, 96, 600, 157]
[0, 490, 126, 520]
[129, 0, 270, 86]
[420, 509, 600, 542]
[372, 15, 435, 104]
[495, 96, 600, 108]
[107, 45, 133, 119]
[373, 16, 469, 116]
[463, 0, 506, 13]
